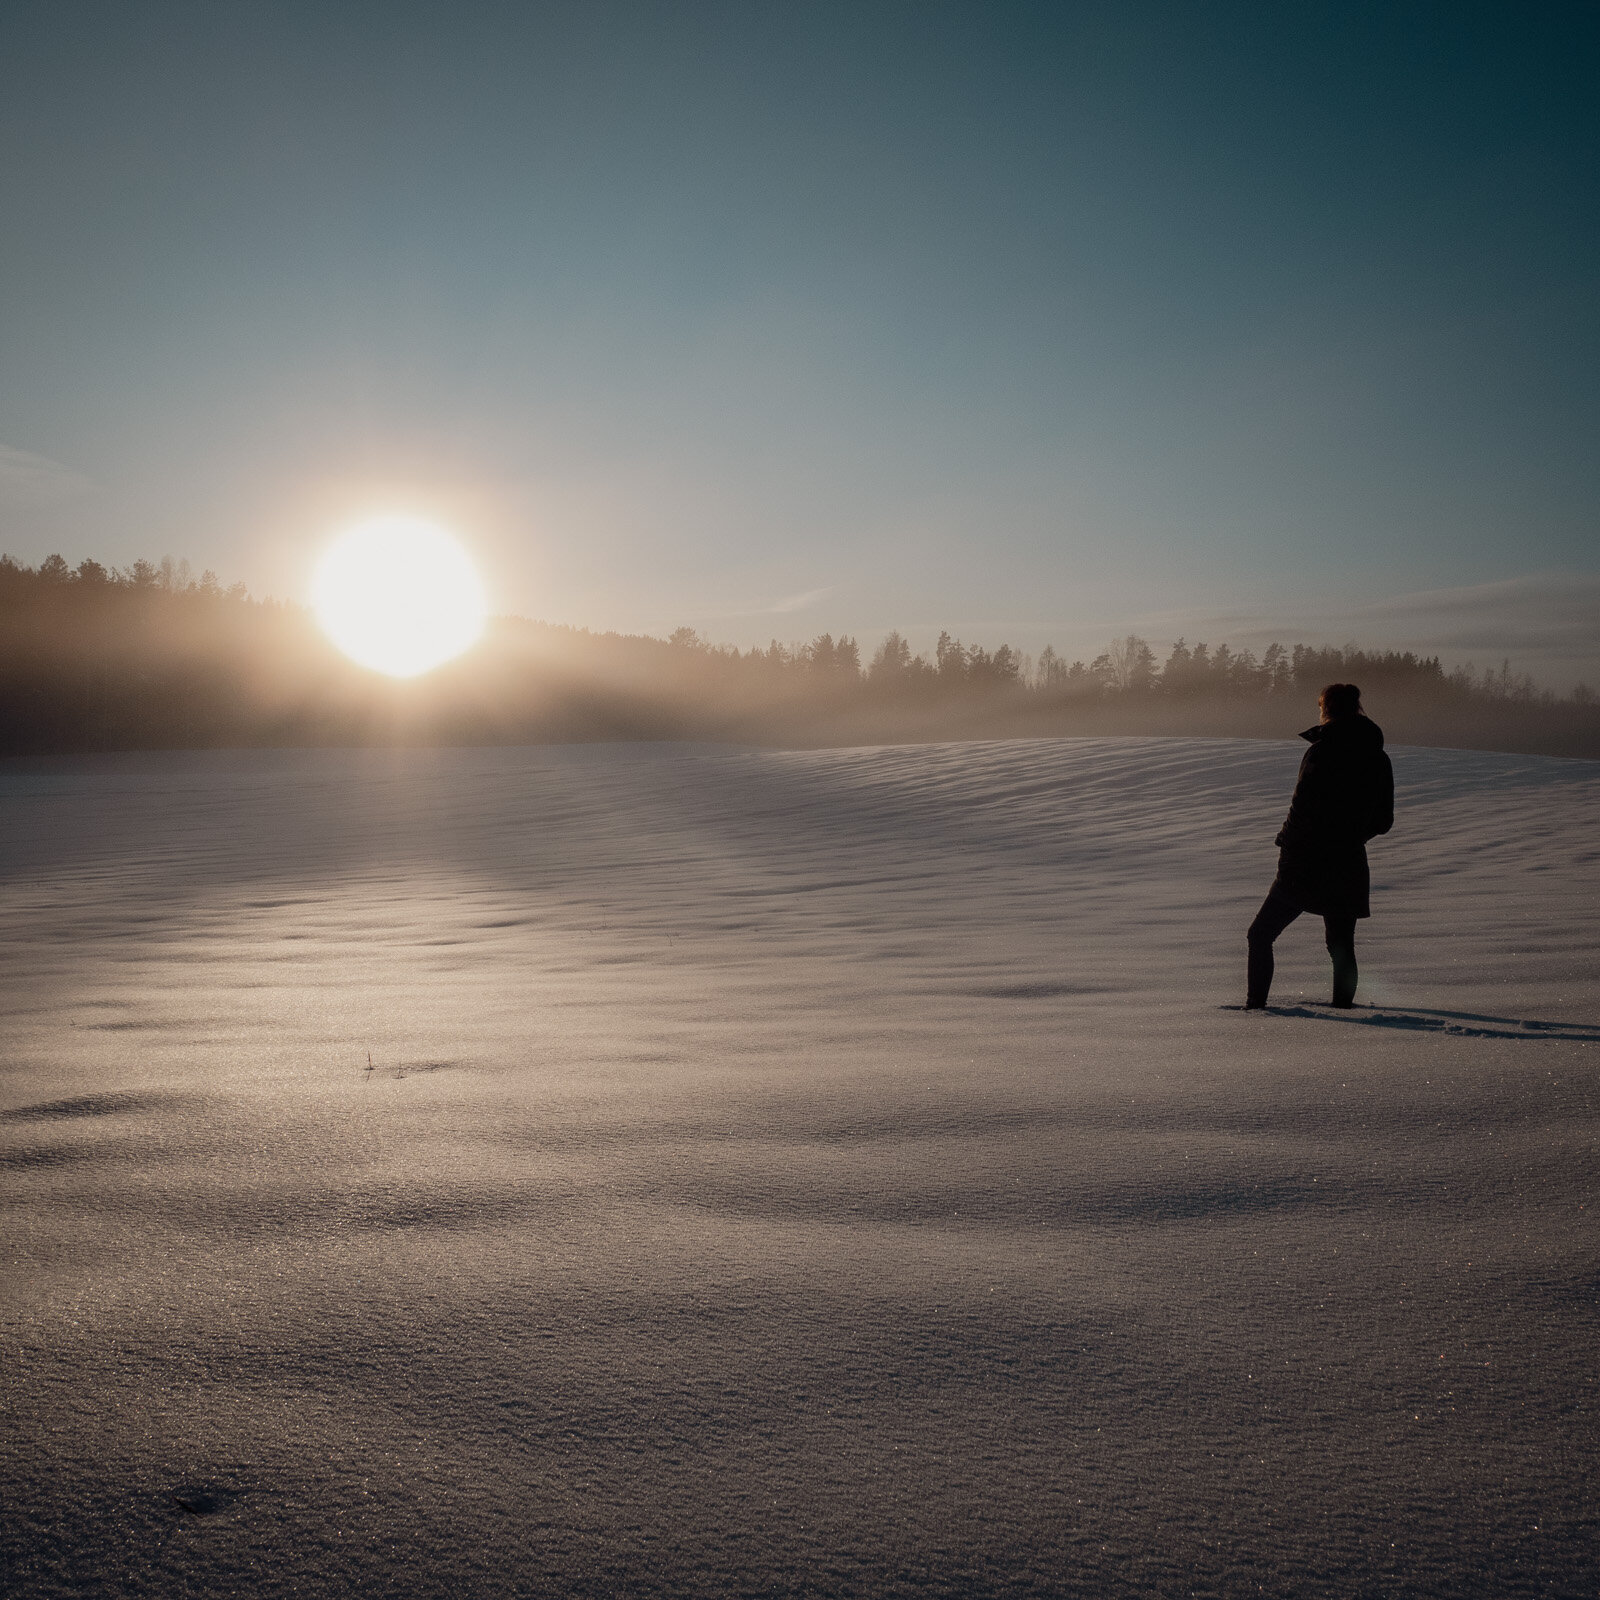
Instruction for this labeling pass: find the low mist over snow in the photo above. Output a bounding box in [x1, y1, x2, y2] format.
[2, 738, 1597, 1596]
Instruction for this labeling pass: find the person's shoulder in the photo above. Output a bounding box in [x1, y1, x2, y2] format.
[1330, 714, 1385, 751]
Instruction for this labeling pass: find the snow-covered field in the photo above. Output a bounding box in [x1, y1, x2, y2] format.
[2, 737, 1597, 1599]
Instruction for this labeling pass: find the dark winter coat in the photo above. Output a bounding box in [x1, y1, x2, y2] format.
[1271, 714, 1394, 919]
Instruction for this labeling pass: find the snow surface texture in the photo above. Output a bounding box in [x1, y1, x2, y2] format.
[1, 737, 1596, 1600]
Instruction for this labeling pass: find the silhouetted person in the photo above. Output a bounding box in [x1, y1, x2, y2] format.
[1246, 683, 1394, 1009]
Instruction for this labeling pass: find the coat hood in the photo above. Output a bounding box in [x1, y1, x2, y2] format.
[1300, 714, 1385, 751]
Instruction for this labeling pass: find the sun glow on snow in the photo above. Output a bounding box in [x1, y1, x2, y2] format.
[313, 516, 487, 677]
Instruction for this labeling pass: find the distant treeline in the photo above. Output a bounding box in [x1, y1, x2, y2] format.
[2, 553, 1597, 759]
[675, 622, 1587, 707]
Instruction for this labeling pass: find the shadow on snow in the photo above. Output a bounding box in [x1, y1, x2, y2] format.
[1223, 1003, 1600, 1042]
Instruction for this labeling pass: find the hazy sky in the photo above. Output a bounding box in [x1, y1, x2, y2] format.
[2, 1, 1596, 681]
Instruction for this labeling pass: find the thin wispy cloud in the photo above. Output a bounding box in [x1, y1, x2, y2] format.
[1364, 574, 1600, 654]
[766, 587, 831, 615]
[0, 444, 92, 504]
[677, 586, 834, 629]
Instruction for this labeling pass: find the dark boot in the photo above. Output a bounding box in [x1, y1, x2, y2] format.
[1326, 917, 1358, 1008]
[1246, 934, 1273, 1009]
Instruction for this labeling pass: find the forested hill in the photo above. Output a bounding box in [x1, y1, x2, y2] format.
[2, 554, 1596, 758]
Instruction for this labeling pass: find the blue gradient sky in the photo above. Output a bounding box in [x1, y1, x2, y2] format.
[2, 2, 1596, 681]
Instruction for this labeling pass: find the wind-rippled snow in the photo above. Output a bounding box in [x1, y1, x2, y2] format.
[2, 738, 1597, 1598]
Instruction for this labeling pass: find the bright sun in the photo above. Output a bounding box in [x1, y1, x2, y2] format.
[313, 516, 487, 678]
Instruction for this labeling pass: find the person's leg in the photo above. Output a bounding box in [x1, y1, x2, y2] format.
[1246, 892, 1301, 1007]
[1324, 916, 1358, 1007]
